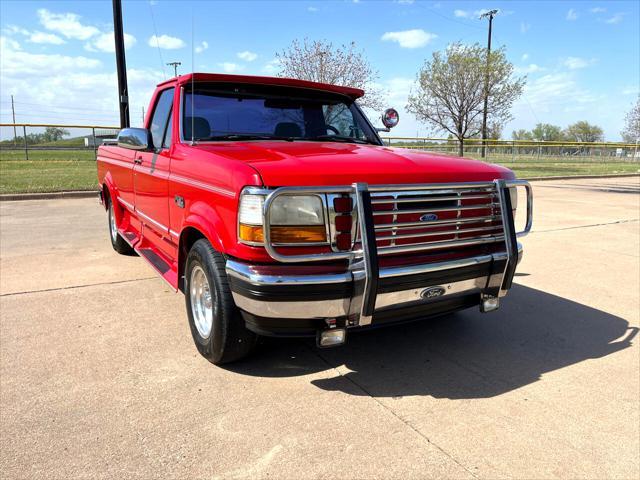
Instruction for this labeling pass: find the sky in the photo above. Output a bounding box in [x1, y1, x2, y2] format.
[1, 0, 638, 140]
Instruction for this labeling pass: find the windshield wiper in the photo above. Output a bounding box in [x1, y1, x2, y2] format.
[199, 134, 295, 142]
[307, 135, 375, 145]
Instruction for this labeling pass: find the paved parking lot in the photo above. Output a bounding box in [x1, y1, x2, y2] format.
[1, 176, 639, 479]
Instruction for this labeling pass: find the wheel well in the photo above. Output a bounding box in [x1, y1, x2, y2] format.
[177, 227, 206, 292]
[102, 184, 111, 209]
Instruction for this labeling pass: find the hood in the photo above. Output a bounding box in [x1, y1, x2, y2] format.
[192, 141, 515, 187]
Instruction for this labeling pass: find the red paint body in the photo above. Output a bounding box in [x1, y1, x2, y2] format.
[97, 73, 515, 289]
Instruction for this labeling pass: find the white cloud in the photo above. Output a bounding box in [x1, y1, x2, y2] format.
[237, 50, 257, 62]
[520, 22, 530, 34]
[397, 0, 415, 4]
[218, 62, 242, 73]
[589, 7, 606, 14]
[1, 36, 101, 76]
[605, 13, 624, 24]
[521, 53, 529, 61]
[453, 9, 469, 18]
[566, 9, 578, 21]
[37, 9, 99, 40]
[262, 58, 281, 75]
[622, 85, 639, 95]
[28, 31, 66, 45]
[381, 29, 437, 48]
[308, 6, 318, 12]
[515, 64, 544, 74]
[3, 25, 29, 36]
[563, 56, 596, 70]
[148, 34, 185, 50]
[195, 41, 208, 53]
[85, 32, 136, 52]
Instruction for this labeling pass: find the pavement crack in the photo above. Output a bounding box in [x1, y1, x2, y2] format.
[0, 277, 158, 297]
[308, 346, 479, 479]
[533, 218, 639, 233]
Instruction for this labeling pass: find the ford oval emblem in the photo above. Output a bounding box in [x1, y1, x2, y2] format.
[421, 286, 446, 299]
[420, 213, 438, 222]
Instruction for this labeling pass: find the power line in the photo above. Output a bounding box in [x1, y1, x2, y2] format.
[148, 1, 167, 80]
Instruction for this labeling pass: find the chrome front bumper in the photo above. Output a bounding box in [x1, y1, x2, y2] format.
[226, 243, 523, 324]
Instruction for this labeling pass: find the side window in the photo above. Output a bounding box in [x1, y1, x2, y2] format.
[162, 109, 173, 148]
[149, 88, 174, 149]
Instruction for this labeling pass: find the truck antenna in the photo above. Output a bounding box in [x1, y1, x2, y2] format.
[190, 7, 195, 145]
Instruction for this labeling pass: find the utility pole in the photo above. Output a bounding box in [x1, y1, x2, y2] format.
[167, 62, 181, 77]
[10, 95, 17, 145]
[112, 0, 130, 128]
[480, 9, 498, 159]
[142, 106, 145, 126]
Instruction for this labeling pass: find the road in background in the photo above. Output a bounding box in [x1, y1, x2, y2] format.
[1, 177, 638, 479]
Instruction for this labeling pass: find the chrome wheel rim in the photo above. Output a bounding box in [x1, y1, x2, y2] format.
[109, 203, 118, 243]
[190, 265, 214, 339]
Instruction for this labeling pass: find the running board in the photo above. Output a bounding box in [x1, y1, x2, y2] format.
[137, 247, 178, 290]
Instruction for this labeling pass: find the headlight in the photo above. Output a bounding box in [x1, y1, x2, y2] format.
[238, 190, 327, 245]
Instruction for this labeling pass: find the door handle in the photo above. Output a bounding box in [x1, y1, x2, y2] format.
[134, 156, 143, 164]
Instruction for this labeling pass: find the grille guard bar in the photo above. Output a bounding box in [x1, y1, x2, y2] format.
[262, 179, 533, 325]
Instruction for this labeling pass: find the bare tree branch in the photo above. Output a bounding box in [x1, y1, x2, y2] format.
[275, 39, 384, 110]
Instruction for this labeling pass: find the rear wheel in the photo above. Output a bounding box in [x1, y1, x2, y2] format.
[107, 196, 135, 255]
[185, 239, 257, 364]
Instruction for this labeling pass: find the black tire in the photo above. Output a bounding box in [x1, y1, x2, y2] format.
[185, 239, 257, 364]
[107, 196, 135, 255]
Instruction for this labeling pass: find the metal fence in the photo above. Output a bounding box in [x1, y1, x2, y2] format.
[0, 123, 120, 161]
[381, 137, 640, 163]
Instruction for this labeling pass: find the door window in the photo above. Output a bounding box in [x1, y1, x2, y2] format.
[149, 88, 174, 149]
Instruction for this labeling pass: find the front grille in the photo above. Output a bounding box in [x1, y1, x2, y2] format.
[368, 185, 505, 256]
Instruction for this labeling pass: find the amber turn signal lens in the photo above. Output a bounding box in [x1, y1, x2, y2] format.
[239, 224, 327, 244]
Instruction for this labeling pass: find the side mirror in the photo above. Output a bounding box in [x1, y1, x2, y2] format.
[117, 128, 152, 150]
[377, 108, 400, 132]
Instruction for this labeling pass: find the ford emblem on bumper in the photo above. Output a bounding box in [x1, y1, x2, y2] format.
[420, 213, 439, 222]
[421, 286, 446, 299]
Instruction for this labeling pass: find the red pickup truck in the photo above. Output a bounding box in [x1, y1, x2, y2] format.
[97, 73, 533, 364]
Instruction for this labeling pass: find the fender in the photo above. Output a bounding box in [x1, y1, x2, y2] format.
[180, 200, 229, 253]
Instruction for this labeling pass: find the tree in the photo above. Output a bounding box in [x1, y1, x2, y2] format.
[564, 121, 604, 143]
[531, 123, 564, 142]
[407, 42, 525, 156]
[275, 39, 383, 110]
[42, 127, 69, 143]
[621, 96, 640, 143]
[512, 129, 533, 141]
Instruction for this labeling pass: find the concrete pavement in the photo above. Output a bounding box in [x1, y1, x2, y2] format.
[1, 177, 639, 479]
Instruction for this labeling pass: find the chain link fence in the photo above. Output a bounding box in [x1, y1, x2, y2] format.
[381, 137, 640, 162]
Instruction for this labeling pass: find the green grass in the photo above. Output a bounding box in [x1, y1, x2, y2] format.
[0, 150, 98, 194]
[0, 149, 638, 194]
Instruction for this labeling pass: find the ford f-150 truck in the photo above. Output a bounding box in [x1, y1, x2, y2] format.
[97, 73, 533, 364]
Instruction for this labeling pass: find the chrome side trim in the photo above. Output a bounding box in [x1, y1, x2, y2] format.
[171, 173, 235, 197]
[137, 208, 169, 234]
[117, 196, 135, 212]
[169, 229, 180, 240]
[375, 277, 485, 309]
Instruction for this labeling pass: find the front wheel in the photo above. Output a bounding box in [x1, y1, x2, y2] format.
[184, 239, 257, 364]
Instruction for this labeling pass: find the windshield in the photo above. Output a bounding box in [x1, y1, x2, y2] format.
[182, 83, 380, 145]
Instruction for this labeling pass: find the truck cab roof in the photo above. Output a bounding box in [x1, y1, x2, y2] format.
[157, 72, 365, 101]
